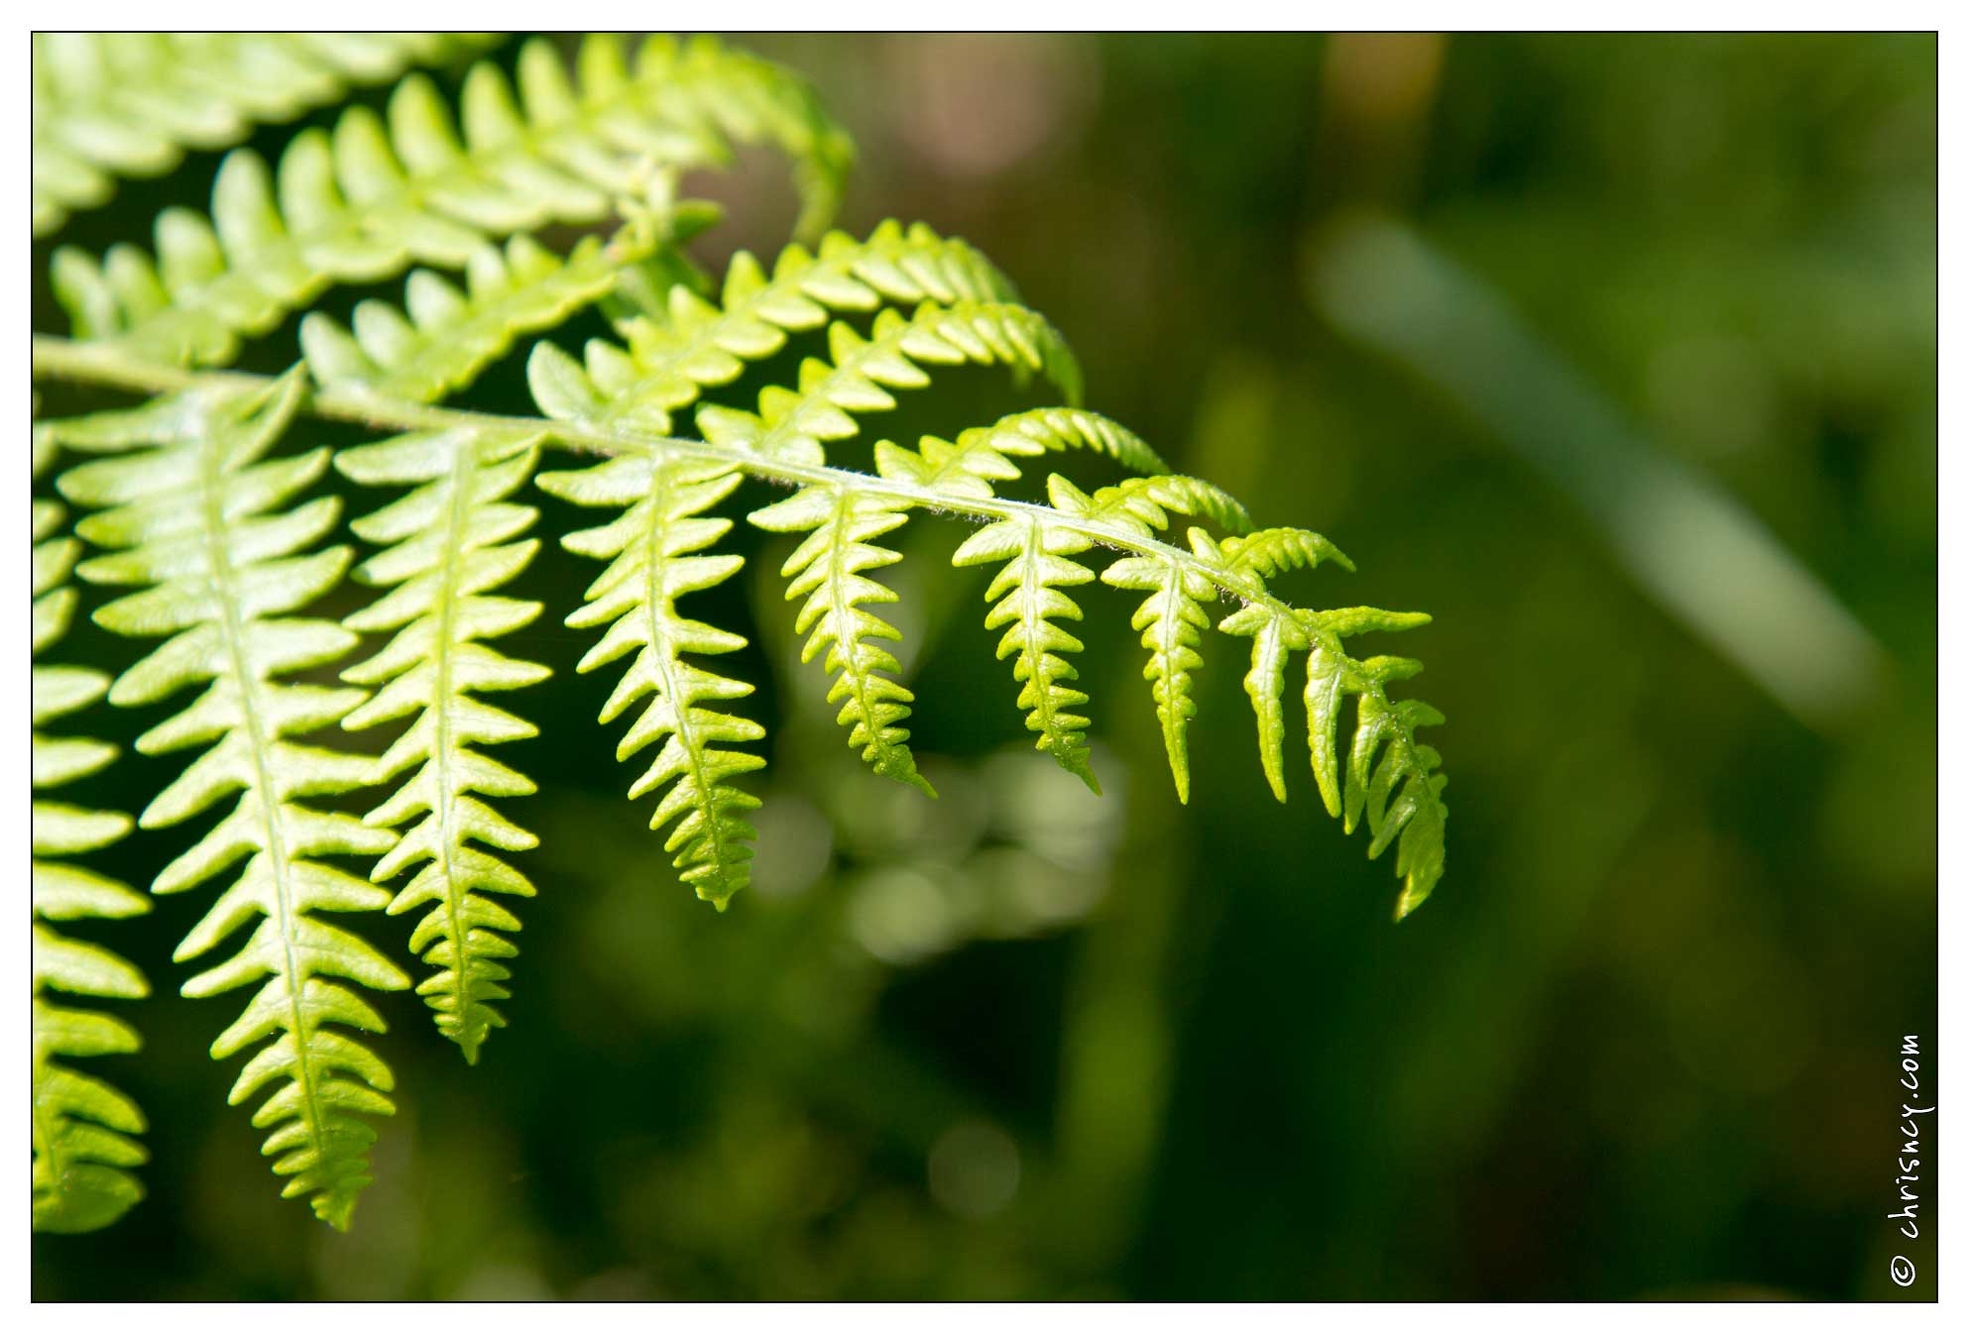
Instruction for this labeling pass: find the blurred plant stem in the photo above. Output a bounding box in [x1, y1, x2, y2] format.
[1304, 213, 1888, 736]
[1042, 775, 1189, 1277]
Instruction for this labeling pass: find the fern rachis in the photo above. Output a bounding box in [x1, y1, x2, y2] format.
[30, 29, 1448, 1236]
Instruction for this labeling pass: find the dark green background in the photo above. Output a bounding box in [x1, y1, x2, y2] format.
[32, 32, 1937, 1300]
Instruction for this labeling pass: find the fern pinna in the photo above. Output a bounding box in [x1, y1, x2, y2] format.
[32, 448, 150, 1234]
[30, 31, 1449, 1234]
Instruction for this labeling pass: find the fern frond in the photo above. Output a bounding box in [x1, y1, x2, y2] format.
[538, 456, 765, 907]
[587, 221, 1023, 430]
[335, 428, 551, 1063]
[1100, 551, 1215, 803]
[32, 487, 150, 1234]
[951, 478, 1103, 792]
[32, 33, 495, 237]
[302, 228, 656, 407]
[27, 27, 1461, 1248]
[751, 483, 934, 794]
[34, 208, 1447, 925]
[875, 408, 1173, 497]
[536, 298, 1081, 464]
[50, 33, 850, 369]
[1189, 523, 1445, 911]
[54, 373, 408, 1230]
[526, 218, 1435, 907]
[1219, 525, 1355, 578]
[718, 302, 1084, 465]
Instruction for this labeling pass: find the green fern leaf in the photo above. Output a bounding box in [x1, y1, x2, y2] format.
[1219, 525, 1354, 578]
[32, 972, 149, 1237]
[587, 221, 1023, 430]
[32, 485, 151, 1234]
[1218, 601, 1448, 917]
[1207, 523, 1445, 910]
[951, 477, 1102, 792]
[1100, 549, 1215, 803]
[1073, 473, 1255, 537]
[750, 483, 933, 794]
[32, 33, 496, 238]
[54, 373, 408, 1229]
[50, 33, 849, 369]
[1213, 603, 1306, 804]
[952, 406, 1173, 478]
[336, 428, 552, 1063]
[537, 298, 1081, 463]
[875, 408, 1172, 499]
[538, 455, 766, 906]
[302, 227, 656, 406]
[694, 301, 1082, 465]
[27, 28, 1459, 1243]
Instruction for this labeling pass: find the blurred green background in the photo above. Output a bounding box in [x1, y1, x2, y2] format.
[31, 32, 1936, 1300]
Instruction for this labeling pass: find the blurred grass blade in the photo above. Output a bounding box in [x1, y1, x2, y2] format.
[1306, 213, 1887, 734]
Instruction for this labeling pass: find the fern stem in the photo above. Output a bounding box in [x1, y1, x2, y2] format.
[34, 332, 1437, 857]
[33, 335, 1284, 619]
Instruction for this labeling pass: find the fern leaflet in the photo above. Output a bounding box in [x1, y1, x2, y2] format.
[588, 221, 1023, 431]
[50, 34, 849, 369]
[336, 429, 551, 1063]
[54, 373, 407, 1229]
[537, 455, 765, 907]
[947, 494, 1098, 792]
[32, 485, 151, 1234]
[302, 227, 656, 407]
[33, 33, 495, 237]
[1101, 550, 1215, 803]
[313, 231, 618, 1061]
[752, 482, 932, 793]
